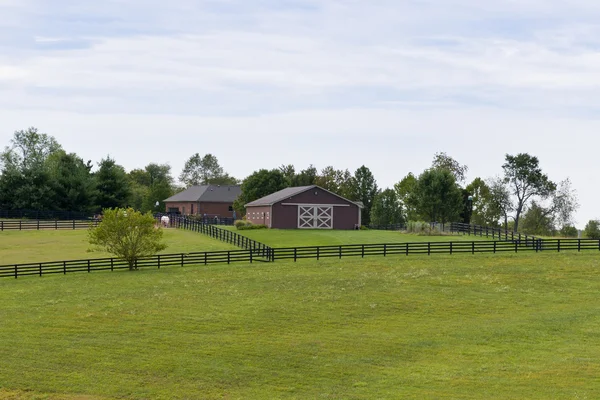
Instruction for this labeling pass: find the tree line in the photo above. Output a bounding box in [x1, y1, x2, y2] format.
[0, 127, 582, 236]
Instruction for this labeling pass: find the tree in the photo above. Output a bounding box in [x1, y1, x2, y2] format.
[465, 177, 502, 227]
[233, 169, 288, 213]
[88, 208, 167, 270]
[0, 127, 62, 210]
[179, 153, 237, 186]
[488, 177, 513, 230]
[351, 166, 379, 226]
[394, 173, 418, 221]
[413, 168, 463, 223]
[128, 164, 175, 213]
[551, 179, 579, 231]
[279, 164, 296, 186]
[95, 157, 131, 210]
[315, 166, 354, 199]
[503, 153, 556, 233]
[46, 151, 97, 212]
[432, 152, 468, 183]
[584, 220, 600, 240]
[519, 201, 555, 236]
[292, 165, 318, 187]
[370, 189, 404, 226]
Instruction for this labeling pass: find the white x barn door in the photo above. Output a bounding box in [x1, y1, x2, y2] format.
[298, 206, 333, 229]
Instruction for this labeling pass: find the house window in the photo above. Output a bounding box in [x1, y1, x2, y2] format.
[228, 206, 233, 212]
[168, 208, 179, 214]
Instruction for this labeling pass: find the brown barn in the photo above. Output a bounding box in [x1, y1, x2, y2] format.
[163, 185, 241, 218]
[245, 185, 362, 230]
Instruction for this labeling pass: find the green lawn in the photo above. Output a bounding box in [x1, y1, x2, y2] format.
[223, 226, 492, 247]
[0, 229, 237, 265]
[1, 252, 599, 399]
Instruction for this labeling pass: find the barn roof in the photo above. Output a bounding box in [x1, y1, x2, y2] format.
[245, 185, 363, 207]
[164, 185, 241, 203]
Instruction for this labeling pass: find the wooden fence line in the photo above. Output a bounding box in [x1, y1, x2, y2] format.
[0, 219, 101, 231]
[2, 238, 600, 279]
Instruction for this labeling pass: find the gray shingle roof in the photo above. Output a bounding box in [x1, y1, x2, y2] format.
[245, 186, 315, 207]
[164, 185, 241, 203]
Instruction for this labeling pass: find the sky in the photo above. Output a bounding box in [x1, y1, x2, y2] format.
[0, 0, 599, 227]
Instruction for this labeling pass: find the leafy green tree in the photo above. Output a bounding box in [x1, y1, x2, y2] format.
[584, 220, 600, 240]
[279, 164, 296, 186]
[432, 152, 468, 183]
[0, 127, 62, 210]
[128, 163, 175, 213]
[413, 168, 463, 223]
[95, 157, 131, 210]
[351, 166, 379, 226]
[465, 177, 502, 226]
[519, 202, 555, 236]
[488, 177, 513, 230]
[394, 173, 418, 221]
[88, 208, 167, 270]
[292, 165, 318, 187]
[233, 169, 288, 214]
[46, 151, 97, 212]
[370, 189, 404, 226]
[503, 153, 556, 233]
[315, 166, 354, 199]
[551, 179, 579, 231]
[179, 153, 237, 187]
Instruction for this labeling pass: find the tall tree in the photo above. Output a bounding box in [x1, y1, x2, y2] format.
[432, 152, 468, 183]
[370, 189, 404, 226]
[351, 166, 379, 226]
[279, 164, 296, 187]
[487, 177, 513, 230]
[46, 151, 97, 212]
[503, 153, 556, 232]
[465, 177, 501, 227]
[292, 165, 318, 187]
[179, 153, 237, 186]
[519, 201, 556, 236]
[315, 166, 354, 199]
[95, 157, 131, 210]
[0, 127, 62, 210]
[551, 179, 579, 231]
[413, 168, 463, 223]
[394, 173, 418, 221]
[233, 169, 288, 213]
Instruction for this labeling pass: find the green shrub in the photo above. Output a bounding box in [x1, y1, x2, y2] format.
[237, 223, 267, 230]
[359, 225, 369, 230]
[234, 220, 249, 229]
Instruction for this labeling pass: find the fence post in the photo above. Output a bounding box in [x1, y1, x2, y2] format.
[63, 261, 66, 274]
[317, 247, 320, 260]
[55, 220, 58, 230]
[578, 239, 581, 252]
[406, 243, 409, 256]
[383, 244, 387, 257]
[361, 245, 365, 258]
[19, 220, 22, 230]
[37, 220, 40, 230]
[339, 245, 342, 259]
[181, 254, 184, 267]
[472, 242, 475, 255]
[158, 255, 161, 269]
[294, 248, 297, 262]
[428, 242, 431, 256]
[14, 265, 17, 279]
[88, 260, 91, 273]
[450, 242, 453, 255]
[250, 250, 253, 263]
[111, 258, 114, 271]
[204, 252, 208, 265]
[73, 220, 75, 230]
[557, 240, 561, 253]
[493, 241, 496, 254]
[515, 241, 518, 253]
[227, 251, 231, 264]
[0, 221, 2, 231]
[39, 263, 42, 276]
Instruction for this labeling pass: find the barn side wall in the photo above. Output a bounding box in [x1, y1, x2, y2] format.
[245, 206, 272, 227]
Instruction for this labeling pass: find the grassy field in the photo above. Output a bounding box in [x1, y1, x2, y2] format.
[0, 229, 237, 265]
[222, 227, 492, 247]
[1, 252, 599, 399]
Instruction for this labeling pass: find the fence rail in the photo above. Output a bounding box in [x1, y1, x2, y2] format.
[170, 216, 272, 258]
[450, 222, 539, 244]
[0, 219, 100, 231]
[2, 238, 600, 279]
[0, 209, 96, 220]
[0, 249, 269, 279]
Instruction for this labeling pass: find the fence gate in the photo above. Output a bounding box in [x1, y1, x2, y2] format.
[298, 206, 333, 229]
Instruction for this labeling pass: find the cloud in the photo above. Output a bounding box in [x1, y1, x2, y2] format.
[0, 0, 599, 226]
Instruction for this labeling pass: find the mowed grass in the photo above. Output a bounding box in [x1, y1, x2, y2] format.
[1, 252, 600, 399]
[0, 229, 237, 265]
[223, 226, 492, 247]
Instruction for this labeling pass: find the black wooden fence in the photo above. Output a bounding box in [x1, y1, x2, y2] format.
[0, 219, 101, 231]
[0, 249, 269, 279]
[0, 209, 96, 220]
[449, 222, 539, 245]
[170, 216, 272, 258]
[3, 238, 600, 279]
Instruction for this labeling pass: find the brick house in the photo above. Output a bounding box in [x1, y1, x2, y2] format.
[245, 185, 362, 230]
[163, 185, 241, 218]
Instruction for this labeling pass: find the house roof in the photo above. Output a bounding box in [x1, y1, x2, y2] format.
[164, 185, 241, 203]
[245, 185, 363, 207]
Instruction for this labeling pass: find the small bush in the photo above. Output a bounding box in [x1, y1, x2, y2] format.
[234, 220, 249, 229]
[359, 225, 369, 230]
[584, 220, 600, 239]
[237, 223, 267, 230]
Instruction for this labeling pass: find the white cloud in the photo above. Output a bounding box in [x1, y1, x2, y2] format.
[0, 0, 599, 226]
